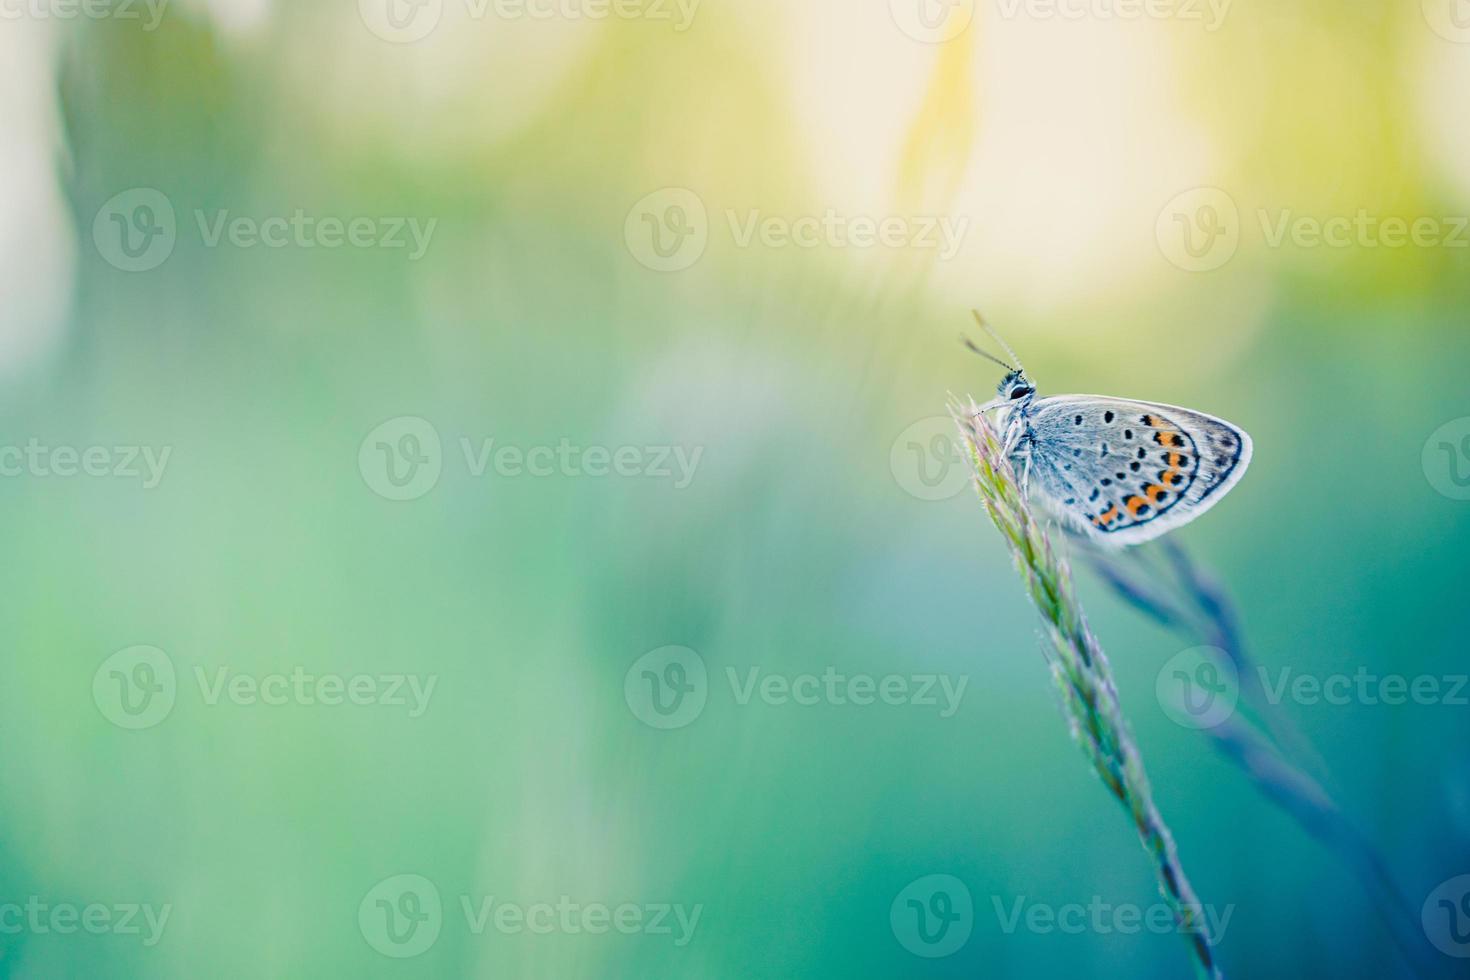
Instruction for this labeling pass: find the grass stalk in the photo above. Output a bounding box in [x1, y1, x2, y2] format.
[951, 400, 1222, 980]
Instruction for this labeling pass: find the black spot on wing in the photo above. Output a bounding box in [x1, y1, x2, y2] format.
[1194, 423, 1248, 502]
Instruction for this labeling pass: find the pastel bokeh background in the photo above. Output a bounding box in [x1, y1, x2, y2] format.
[2, 1, 1469, 977]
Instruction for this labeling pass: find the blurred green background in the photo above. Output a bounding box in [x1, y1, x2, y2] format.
[1, 1, 1469, 976]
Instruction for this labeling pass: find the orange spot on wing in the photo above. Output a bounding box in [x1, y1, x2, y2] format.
[1154, 431, 1183, 448]
[1092, 504, 1121, 527]
[1126, 495, 1148, 516]
[1156, 443, 1190, 489]
[1145, 483, 1168, 503]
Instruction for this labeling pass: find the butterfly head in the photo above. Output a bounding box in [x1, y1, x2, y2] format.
[997, 369, 1035, 404]
[963, 312, 1032, 405]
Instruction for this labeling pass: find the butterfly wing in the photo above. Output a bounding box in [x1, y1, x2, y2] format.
[1020, 395, 1252, 546]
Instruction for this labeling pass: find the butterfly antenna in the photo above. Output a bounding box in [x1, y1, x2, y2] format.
[971, 310, 1023, 372]
[959, 334, 1013, 372]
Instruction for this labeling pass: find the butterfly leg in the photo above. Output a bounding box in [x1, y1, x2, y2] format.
[999, 416, 1035, 497]
[1001, 414, 1026, 457]
[1011, 443, 1034, 499]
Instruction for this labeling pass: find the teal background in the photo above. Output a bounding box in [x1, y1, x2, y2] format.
[1, 2, 1469, 977]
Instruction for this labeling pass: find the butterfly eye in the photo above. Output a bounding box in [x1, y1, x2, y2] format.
[1009, 387, 1033, 400]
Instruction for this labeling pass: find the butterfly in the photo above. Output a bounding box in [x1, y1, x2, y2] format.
[964, 313, 1252, 546]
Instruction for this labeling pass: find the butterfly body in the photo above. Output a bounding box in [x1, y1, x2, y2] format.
[989, 369, 1252, 547]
